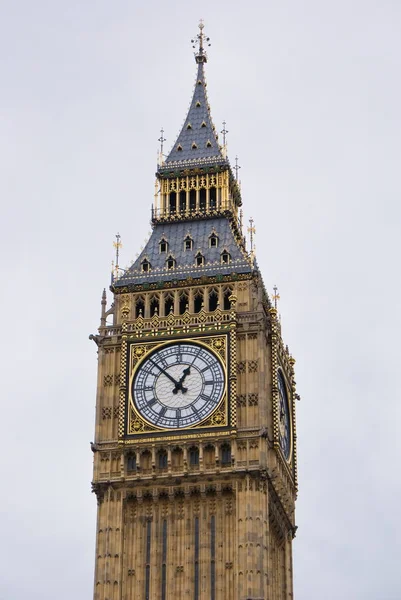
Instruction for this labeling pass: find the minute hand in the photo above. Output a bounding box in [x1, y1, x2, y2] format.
[149, 359, 179, 386]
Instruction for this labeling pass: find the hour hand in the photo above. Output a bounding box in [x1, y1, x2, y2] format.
[173, 367, 191, 394]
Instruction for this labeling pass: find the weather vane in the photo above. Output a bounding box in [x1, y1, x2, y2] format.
[158, 128, 166, 155]
[191, 19, 211, 61]
[221, 121, 228, 146]
[234, 156, 241, 181]
[272, 285, 280, 309]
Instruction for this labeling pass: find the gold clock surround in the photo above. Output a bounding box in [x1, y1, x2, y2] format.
[125, 334, 229, 435]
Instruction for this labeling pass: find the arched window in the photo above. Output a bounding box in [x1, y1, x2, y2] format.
[190, 189, 196, 212]
[169, 191, 177, 213]
[195, 252, 204, 267]
[150, 294, 159, 316]
[194, 289, 203, 313]
[159, 238, 168, 253]
[158, 450, 168, 469]
[141, 259, 151, 272]
[203, 444, 215, 467]
[209, 288, 218, 311]
[166, 256, 176, 270]
[221, 250, 231, 265]
[164, 292, 174, 316]
[189, 447, 199, 466]
[135, 296, 145, 318]
[141, 450, 152, 470]
[172, 447, 183, 469]
[127, 453, 136, 471]
[179, 190, 186, 213]
[179, 291, 188, 314]
[223, 288, 232, 311]
[209, 187, 217, 209]
[209, 233, 219, 248]
[199, 188, 206, 210]
[184, 235, 193, 251]
[221, 444, 231, 465]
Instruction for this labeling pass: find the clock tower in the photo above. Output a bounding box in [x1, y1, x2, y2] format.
[90, 23, 299, 600]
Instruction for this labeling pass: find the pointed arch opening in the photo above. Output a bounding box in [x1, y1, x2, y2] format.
[194, 289, 203, 313]
[199, 188, 206, 210]
[135, 296, 145, 318]
[150, 294, 159, 316]
[179, 190, 186, 213]
[209, 187, 217, 210]
[190, 189, 196, 212]
[164, 292, 174, 316]
[208, 288, 218, 312]
[179, 290, 189, 314]
[223, 287, 232, 311]
[169, 191, 177, 214]
[195, 252, 204, 267]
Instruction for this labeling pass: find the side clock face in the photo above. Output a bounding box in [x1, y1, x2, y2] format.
[277, 370, 291, 460]
[132, 342, 225, 429]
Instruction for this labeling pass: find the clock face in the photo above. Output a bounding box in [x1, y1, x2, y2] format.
[277, 370, 291, 460]
[132, 342, 225, 429]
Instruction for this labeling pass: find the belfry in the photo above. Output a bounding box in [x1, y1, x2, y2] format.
[90, 22, 299, 600]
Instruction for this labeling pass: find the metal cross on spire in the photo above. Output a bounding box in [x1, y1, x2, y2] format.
[234, 156, 241, 181]
[221, 121, 229, 146]
[272, 285, 280, 309]
[158, 128, 166, 155]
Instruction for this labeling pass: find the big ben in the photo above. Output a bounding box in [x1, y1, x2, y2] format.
[90, 22, 299, 600]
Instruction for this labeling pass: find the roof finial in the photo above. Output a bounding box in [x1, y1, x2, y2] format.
[113, 233, 122, 280]
[221, 121, 228, 146]
[158, 128, 166, 155]
[272, 285, 280, 310]
[248, 217, 256, 253]
[191, 19, 210, 64]
[234, 156, 241, 181]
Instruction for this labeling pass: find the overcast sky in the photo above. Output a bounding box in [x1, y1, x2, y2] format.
[1, 1, 400, 599]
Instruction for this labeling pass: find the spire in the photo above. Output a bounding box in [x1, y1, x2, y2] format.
[161, 22, 226, 170]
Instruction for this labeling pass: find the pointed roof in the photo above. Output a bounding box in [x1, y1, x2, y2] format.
[158, 23, 228, 172]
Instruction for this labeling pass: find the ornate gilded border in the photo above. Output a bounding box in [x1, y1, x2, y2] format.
[123, 334, 230, 437]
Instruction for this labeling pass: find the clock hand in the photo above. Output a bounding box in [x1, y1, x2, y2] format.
[148, 359, 180, 387]
[173, 367, 191, 395]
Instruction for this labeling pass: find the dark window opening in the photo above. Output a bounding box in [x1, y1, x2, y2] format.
[223, 289, 231, 311]
[177, 144, 182, 151]
[221, 251, 230, 264]
[209, 187, 217, 209]
[206, 141, 212, 148]
[187, 123, 192, 129]
[127, 454, 136, 471]
[201, 121, 207, 127]
[135, 298, 145, 318]
[210, 234, 218, 248]
[221, 444, 231, 465]
[164, 294, 174, 315]
[190, 189, 196, 212]
[179, 190, 186, 212]
[150, 295, 159, 315]
[194, 292, 203, 313]
[160, 240, 168, 253]
[142, 260, 150, 272]
[179, 294, 188, 314]
[199, 188, 206, 210]
[195, 253, 204, 267]
[192, 142, 197, 149]
[209, 289, 218, 311]
[158, 451, 168, 469]
[169, 191, 177, 213]
[184, 236, 192, 250]
[167, 257, 175, 270]
[189, 447, 199, 466]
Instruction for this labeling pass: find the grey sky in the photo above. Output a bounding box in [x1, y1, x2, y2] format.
[1, 1, 400, 598]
